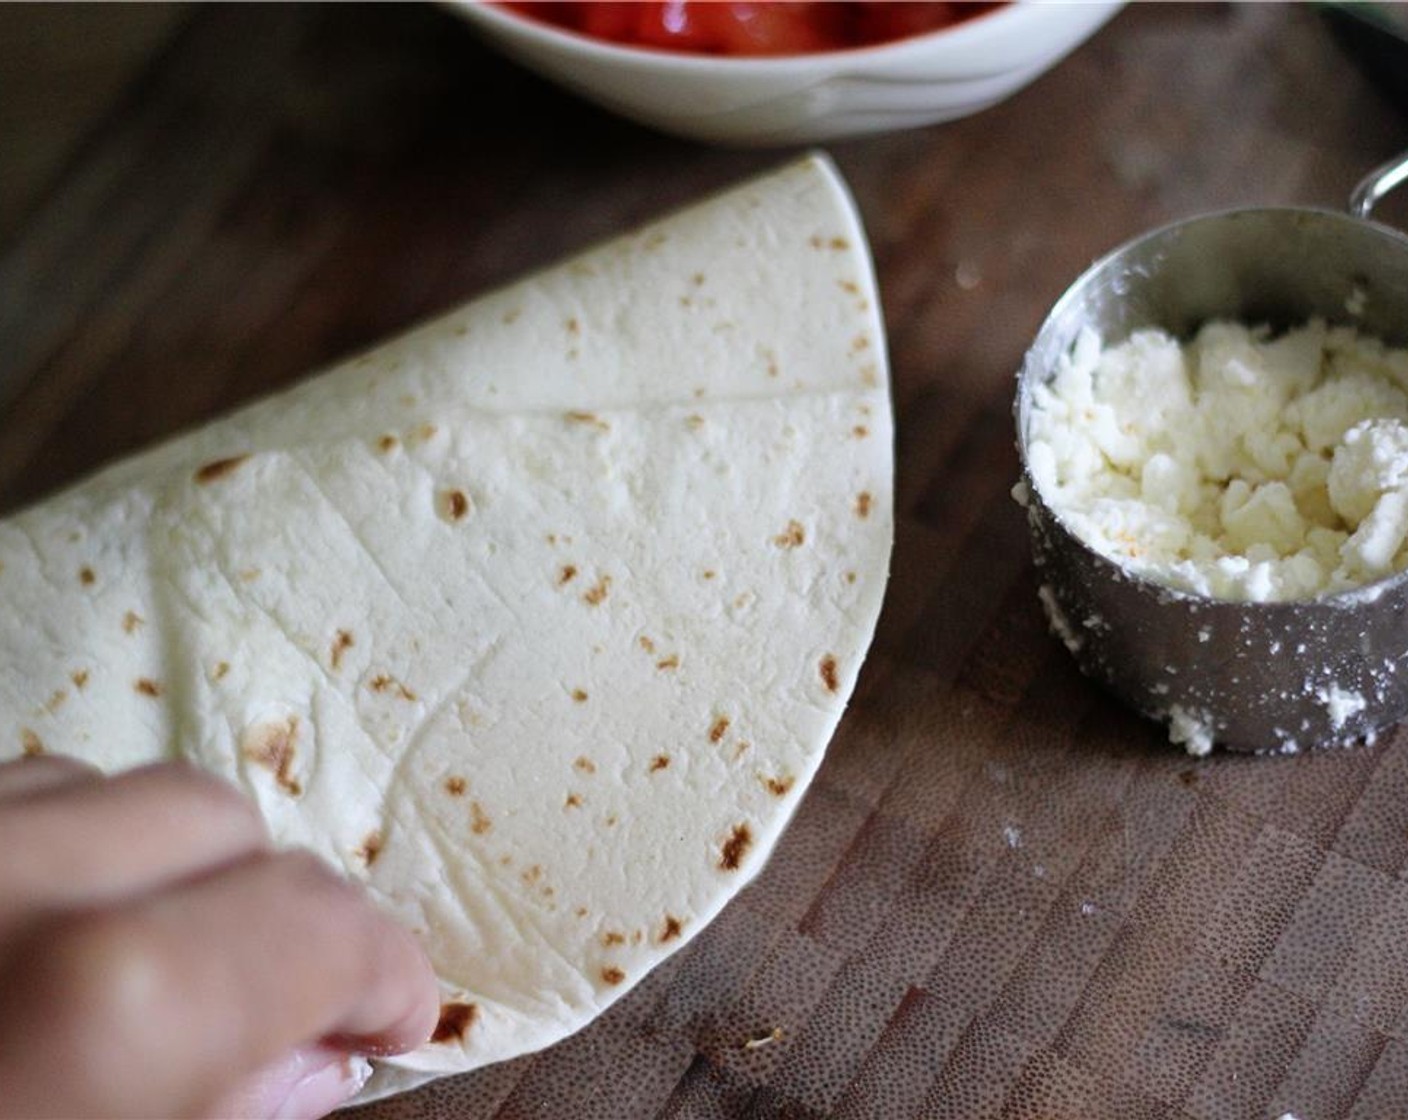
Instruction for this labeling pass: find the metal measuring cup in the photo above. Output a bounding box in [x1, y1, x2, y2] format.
[1014, 152, 1408, 754]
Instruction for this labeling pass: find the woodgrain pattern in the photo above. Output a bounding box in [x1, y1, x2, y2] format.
[3, 4, 1408, 1117]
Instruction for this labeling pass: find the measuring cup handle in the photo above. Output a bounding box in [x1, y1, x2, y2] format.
[1350, 150, 1408, 220]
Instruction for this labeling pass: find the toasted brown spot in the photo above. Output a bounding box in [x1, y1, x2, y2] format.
[558, 564, 578, 585]
[575, 906, 589, 918]
[605, 813, 619, 827]
[656, 655, 680, 671]
[844, 570, 858, 585]
[565, 792, 583, 809]
[571, 688, 589, 703]
[331, 630, 354, 671]
[70, 669, 90, 690]
[376, 435, 398, 453]
[370, 674, 417, 702]
[195, 454, 251, 484]
[453, 324, 469, 337]
[831, 236, 850, 250]
[853, 425, 870, 439]
[763, 773, 796, 798]
[574, 756, 597, 775]
[702, 569, 716, 580]
[122, 611, 145, 634]
[357, 830, 384, 866]
[79, 566, 96, 586]
[855, 491, 873, 519]
[583, 575, 611, 606]
[502, 307, 522, 324]
[709, 716, 730, 743]
[659, 915, 684, 942]
[444, 775, 468, 797]
[601, 967, 626, 986]
[602, 930, 626, 947]
[734, 741, 752, 761]
[240, 717, 302, 797]
[809, 235, 824, 249]
[638, 635, 656, 654]
[470, 801, 492, 835]
[686, 414, 705, 431]
[522, 864, 543, 885]
[773, 520, 805, 549]
[644, 231, 667, 250]
[431, 1002, 478, 1044]
[861, 364, 879, 388]
[20, 728, 43, 757]
[649, 755, 670, 773]
[566, 316, 580, 335]
[46, 689, 68, 713]
[444, 490, 471, 521]
[565, 410, 609, 432]
[852, 334, 871, 353]
[839, 279, 860, 295]
[719, 824, 753, 871]
[237, 568, 261, 583]
[820, 654, 840, 693]
[211, 661, 231, 681]
[135, 678, 162, 698]
[414, 423, 438, 443]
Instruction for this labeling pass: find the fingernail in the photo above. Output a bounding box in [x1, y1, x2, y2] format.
[272, 1055, 372, 1120]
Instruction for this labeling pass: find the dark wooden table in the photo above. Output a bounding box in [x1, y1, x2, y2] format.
[4, 5, 1408, 1118]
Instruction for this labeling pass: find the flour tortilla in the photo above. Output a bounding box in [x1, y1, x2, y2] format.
[0, 155, 892, 1099]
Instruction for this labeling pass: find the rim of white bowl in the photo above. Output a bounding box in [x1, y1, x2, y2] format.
[452, 0, 1091, 70]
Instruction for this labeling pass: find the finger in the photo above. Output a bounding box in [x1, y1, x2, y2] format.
[202, 1044, 372, 1120]
[0, 754, 101, 802]
[0, 850, 438, 1118]
[0, 762, 268, 912]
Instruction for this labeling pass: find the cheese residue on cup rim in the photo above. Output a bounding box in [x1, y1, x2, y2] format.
[1025, 319, 1408, 602]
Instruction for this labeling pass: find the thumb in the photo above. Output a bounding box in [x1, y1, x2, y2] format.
[205, 1044, 372, 1120]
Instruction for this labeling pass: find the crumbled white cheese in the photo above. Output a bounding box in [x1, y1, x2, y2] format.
[1317, 683, 1367, 731]
[1026, 320, 1408, 602]
[1168, 704, 1214, 757]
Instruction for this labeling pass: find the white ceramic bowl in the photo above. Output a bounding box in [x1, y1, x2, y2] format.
[448, 1, 1123, 146]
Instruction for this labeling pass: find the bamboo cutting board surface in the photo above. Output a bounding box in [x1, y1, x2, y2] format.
[3, 5, 1408, 1117]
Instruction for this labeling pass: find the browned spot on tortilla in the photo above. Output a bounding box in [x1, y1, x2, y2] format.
[46, 689, 68, 713]
[444, 490, 471, 521]
[565, 792, 583, 809]
[574, 756, 597, 775]
[605, 813, 619, 827]
[431, 1002, 477, 1043]
[376, 434, 398, 453]
[644, 230, 667, 250]
[575, 906, 589, 918]
[601, 967, 625, 986]
[134, 678, 162, 698]
[566, 316, 580, 335]
[195, 454, 251, 484]
[70, 669, 89, 690]
[330, 630, 354, 671]
[855, 491, 873, 519]
[454, 324, 469, 337]
[852, 334, 870, 353]
[860, 364, 879, 388]
[839, 279, 860, 295]
[830, 236, 850, 250]
[709, 716, 730, 743]
[444, 775, 467, 797]
[719, 824, 752, 871]
[237, 569, 261, 583]
[844, 571, 858, 585]
[558, 564, 578, 585]
[853, 425, 870, 439]
[571, 688, 588, 703]
[370, 674, 417, 702]
[602, 930, 626, 947]
[566, 410, 609, 432]
[809, 235, 824, 249]
[638, 635, 656, 654]
[702, 569, 716, 580]
[522, 864, 543, 885]
[656, 655, 679, 671]
[773, 520, 805, 549]
[763, 773, 795, 798]
[470, 801, 492, 835]
[79, 566, 96, 586]
[582, 575, 611, 606]
[502, 307, 522, 324]
[211, 661, 230, 681]
[240, 718, 302, 797]
[649, 754, 670, 773]
[122, 611, 145, 634]
[357, 830, 384, 866]
[659, 915, 683, 942]
[414, 423, 438, 443]
[20, 728, 43, 757]
[734, 741, 751, 761]
[820, 654, 840, 693]
[686, 414, 705, 431]
[691, 271, 706, 286]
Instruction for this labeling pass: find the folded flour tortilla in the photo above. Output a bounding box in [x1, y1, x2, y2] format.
[0, 155, 892, 1098]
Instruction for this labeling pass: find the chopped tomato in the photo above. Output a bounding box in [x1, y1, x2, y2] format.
[497, 2, 1005, 56]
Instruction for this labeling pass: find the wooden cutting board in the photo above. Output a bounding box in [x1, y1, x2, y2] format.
[3, 5, 1408, 1117]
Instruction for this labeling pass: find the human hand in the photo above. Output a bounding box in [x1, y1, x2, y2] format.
[0, 755, 438, 1119]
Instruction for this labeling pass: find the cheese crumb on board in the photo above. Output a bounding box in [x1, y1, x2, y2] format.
[1026, 320, 1408, 602]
